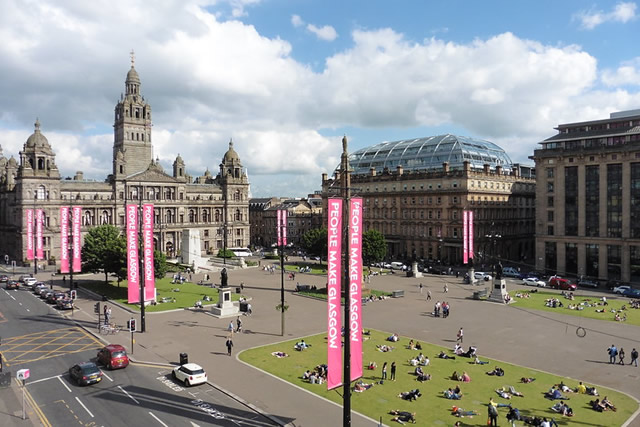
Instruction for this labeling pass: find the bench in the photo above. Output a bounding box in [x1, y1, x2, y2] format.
[392, 290, 404, 298]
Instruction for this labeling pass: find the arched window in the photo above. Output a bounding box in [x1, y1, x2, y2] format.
[215, 209, 221, 222]
[234, 209, 242, 221]
[100, 210, 110, 225]
[202, 209, 209, 223]
[83, 211, 93, 226]
[189, 209, 195, 223]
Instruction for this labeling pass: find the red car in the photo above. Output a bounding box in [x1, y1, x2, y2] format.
[97, 344, 130, 370]
[548, 276, 577, 291]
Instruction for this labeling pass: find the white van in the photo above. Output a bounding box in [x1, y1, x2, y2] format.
[390, 262, 405, 270]
[501, 267, 521, 278]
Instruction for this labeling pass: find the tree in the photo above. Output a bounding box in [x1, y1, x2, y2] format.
[154, 250, 168, 279]
[301, 227, 327, 259]
[362, 230, 387, 266]
[82, 225, 126, 285]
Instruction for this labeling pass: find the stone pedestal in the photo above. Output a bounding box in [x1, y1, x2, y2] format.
[468, 267, 478, 285]
[181, 229, 208, 272]
[210, 287, 240, 317]
[488, 279, 511, 303]
[412, 261, 423, 278]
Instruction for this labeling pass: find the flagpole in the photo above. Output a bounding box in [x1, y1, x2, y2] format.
[340, 135, 351, 426]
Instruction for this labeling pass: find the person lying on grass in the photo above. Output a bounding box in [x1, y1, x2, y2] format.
[450, 406, 478, 417]
[439, 351, 455, 359]
[507, 385, 524, 397]
[486, 366, 504, 376]
[556, 381, 574, 394]
[389, 410, 416, 424]
[495, 388, 512, 399]
[416, 372, 431, 382]
[398, 389, 421, 401]
[377, 344, 394, 352]
[551, 401, 573, 416]
[520, 377, 536, 383]
[602, 396, 617, 411]
[472, 355, 489, 365]
[545, 386, 569, 400]
[353, 381, 374, 392]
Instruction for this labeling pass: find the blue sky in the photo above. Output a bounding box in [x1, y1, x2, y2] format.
[0, 0, 639, 197]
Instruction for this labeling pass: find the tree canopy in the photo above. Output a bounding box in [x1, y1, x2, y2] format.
[82, 225, 126, 285]
[362, 229, 387, 266]
[301, 227, 328, 258]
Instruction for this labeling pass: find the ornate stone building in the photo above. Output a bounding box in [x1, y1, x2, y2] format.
[0, 59, 250, 269]
[321, 135, 536, 266]
[532, 109, 640, 284]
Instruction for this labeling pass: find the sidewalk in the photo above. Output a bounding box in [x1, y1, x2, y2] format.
[0, 378, 42, 427]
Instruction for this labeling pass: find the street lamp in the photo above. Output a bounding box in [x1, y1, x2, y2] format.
[485, 222, 502, 277]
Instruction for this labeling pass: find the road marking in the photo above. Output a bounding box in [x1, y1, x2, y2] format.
[118, 385, 140, 404]
[149, 412, 169, 426]
[75, 396, 94, 418]
[24, 385, 52, 427]
[9, 294, 15, 300]
[29, 374, 63, 385]
[59, 376, 72, 392]
[101, 371, 113, 382]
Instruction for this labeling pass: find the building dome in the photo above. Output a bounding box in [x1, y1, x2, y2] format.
[347, 134, 513, 175]
[223, 139, 240, 163]
[25, 119, 50, 149]
[126, 66, 140, 84]
[8, 156, 17, 167]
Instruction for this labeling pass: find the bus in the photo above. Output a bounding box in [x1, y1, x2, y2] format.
[230, 248, 252, 257]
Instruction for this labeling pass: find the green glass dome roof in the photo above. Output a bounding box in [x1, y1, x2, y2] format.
[347, 134, 513, 175]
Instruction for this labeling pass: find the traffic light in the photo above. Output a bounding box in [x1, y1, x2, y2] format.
[127, 319, 136, 332]
[94, 302, 100, 314]
[70, 290, 77, 300]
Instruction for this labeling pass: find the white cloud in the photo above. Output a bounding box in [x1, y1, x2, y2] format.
[307, 23, 338, 41]
[602, 57, 640, 86]
[575, 2, 637, 29]
[291, 14, 304, 27]
[1, 1, 639, 197]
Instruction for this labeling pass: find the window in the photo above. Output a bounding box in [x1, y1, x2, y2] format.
[565, 167, 578, 236]
[546, 168, 554, 178]
[607, 164, 622, 237]
[547, 182, 554, 192]
[548, 225, 554, 235]
[585, 165, 599, 237]
[547, 196, 554, 207]
[547, 211, 554, 221]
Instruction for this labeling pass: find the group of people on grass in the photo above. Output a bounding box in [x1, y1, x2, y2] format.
[301, 364, 327, 385]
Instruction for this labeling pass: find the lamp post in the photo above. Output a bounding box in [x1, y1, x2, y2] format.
[485, 222, 501, 278]
[279, 213, 285, 336]
[33, 187, 45, 276]
[138, 183, 146, 333]
[340, 136, 352, 427]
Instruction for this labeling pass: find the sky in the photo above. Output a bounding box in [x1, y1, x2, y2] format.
[1, 0, 639, 198]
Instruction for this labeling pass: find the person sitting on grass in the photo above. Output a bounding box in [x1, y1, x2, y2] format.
[506, 407, 522, 423]
[416, 372, 431, 382]
[557, 381, 574, 394]
[462, 346, 477, 358]
[586, 386, 599, 396]
[302, 370, 311, 380]
[407, 339, 415, 350]
[461, 372, 471, 382]
[453, 343, 464, 355]
[389, 410, 416, 424]
[473, 355, 489, 365]
[444, 388, 462, 399]
[590, 399, 607, 412]
[451, 371, 462, 381]
[520, 377, 536, 383]
[387, 333, 399, 342]
[414, 366, 424, 377]
[486, 367, 504, 376]
[398, 389, 421, 401]
[414, 341, 422, 350]
[420, 355, 430, 366]
[439, 351, 455, 360]
[575, 381, 587, 394]
[551, 401, 573, 416]
[353, 381, 374, 392]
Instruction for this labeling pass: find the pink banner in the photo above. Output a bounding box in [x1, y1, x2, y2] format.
[276, 210, 282, 246]
[282, 210, 287, 246]
[126, 204, 140, 303]
[463, 211, 468, 264]
[143, 204, 155, 301]
[327, 198, 343, 390]
[26, 209, 34, 260]
[349, 198, 363, 381]
[36, 209, 44, 259]
[469, 211, 474, 260]
[72, 207, 82, 272]
[60, 207, 70, 274]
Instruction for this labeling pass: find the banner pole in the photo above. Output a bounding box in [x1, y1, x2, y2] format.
[341, 135, 351, 427]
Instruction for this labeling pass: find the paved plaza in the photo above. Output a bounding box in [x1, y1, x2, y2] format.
[5, 262, 640, 426]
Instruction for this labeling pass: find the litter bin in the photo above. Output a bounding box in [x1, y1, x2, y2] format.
[180, 352, 188, 365]
[240, 302, 248, 312]
[236, 287, 241, 294]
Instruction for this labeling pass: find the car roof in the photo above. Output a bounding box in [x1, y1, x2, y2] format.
[181, 363, 203, 370]
[78, 361, 98, 368]
[104, 344, 126, 352]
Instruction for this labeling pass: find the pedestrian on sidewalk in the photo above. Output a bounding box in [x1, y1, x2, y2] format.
[390, 361, 396, 381]
[443, 284, 448, 293]
[419, 283, 423, 294]
[426, 289, 431, 301]
[236, 316, 243, 333]
[631, 348, 638, 367]
[457, 327, 463, 343]
[228, 320, 234, 333]
[226, 337, 234, 356]
[619, 348, 625, 365]
[607, 344, 618, 364]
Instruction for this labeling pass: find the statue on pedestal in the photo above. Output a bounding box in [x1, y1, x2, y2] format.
[495, 262, 503, 281]
[221, 268, 228, 288]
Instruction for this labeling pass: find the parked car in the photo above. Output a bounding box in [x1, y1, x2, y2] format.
[47, 291, 66, 304]
[33, 284, 46, 294]
[97, 344, 130, 370]
[56, 298, 74, 310]
[0, 275, 9, 283]
[474, 272, 492, 281]
[502, 267, 522, 279]
[522, 277, 546, 287]
[390, 262, 405, 270]
[577, 279, 599, 289]
[548, 276, 577, 291]
[40, 289, 54, 299]
[6, 280, 19, 290]
[622, 288, 640, 298]
[172, 363, 207, 386]
[613, 285, 631, 295]
[23, 277, 38, 288]
[69, 362, 103, 386]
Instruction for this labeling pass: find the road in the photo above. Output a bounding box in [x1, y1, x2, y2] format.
[0, 283, 276, 426]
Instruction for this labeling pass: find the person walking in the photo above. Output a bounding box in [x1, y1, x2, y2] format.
[381, 362, 388, 381]
[419, 283, 423, 294]
[236, 316, 243, 333]
[630, 348, 638, 367]
[608, 344, 618, 364]
[457, 327, 464, 344]
[226, 337, 234, 356]
[390, 361, 396, 381]
[426, 289, 432, 301]
[228, 320, 234, 333]
[618, 348, 625, 365]
[444, 284, 448, 293]
[103, 304, 109, 325]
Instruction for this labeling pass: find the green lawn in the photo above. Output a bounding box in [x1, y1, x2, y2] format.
[508, 289, 640, 326]
[239, 329, 637, 426]
[80, 278, 242, 312]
